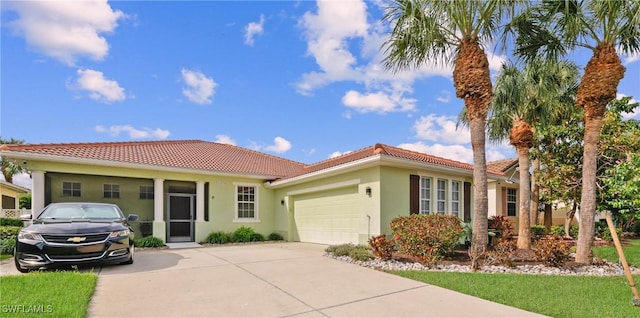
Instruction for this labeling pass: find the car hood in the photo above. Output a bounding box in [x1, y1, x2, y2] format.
[24, 221, 128, 234]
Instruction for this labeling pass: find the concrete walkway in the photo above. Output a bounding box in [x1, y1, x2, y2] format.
[1, 242, 547, 317]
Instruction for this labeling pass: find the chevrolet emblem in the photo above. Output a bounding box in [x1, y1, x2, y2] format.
[67, 237, 87, 243]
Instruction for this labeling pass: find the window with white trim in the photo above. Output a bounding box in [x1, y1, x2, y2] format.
[507, 188, 517, 216]
[62, 182, 81, 197]
[139, 185, 154, 200]
[103, 184, 120, 199]
[420, 177, 431, 214]
[236, 185, 258, 220]
[451, 181, 460, 217]
[436, 179, 447, 214]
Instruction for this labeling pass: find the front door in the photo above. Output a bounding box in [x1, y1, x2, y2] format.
[167, 194, 194, 242]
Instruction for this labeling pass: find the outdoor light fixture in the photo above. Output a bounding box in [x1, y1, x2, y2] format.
[281, 199, 285, 205]
[365, 187, 372, 197]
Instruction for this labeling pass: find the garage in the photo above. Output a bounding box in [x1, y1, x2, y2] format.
[292, 186, 362, 245]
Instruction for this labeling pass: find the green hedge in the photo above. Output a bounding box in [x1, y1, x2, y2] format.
[0, 226, 22, 240]
[0, 218, 24, 227]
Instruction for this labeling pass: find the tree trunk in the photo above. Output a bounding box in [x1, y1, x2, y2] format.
[544, 204, 552, 231]
[565, 202, 577, 239]
[575, 45, 624, 264]
[530, 157, 540, 226]
[453, 40, 492, 257]
[515, 146, 531, 249]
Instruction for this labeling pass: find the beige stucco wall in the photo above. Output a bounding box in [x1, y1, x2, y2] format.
[1, 184, 29, 209]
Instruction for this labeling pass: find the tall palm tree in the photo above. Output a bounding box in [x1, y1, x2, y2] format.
[510, 0, 640, 263]
[382, 0, 515, 258]
[488, 59, 579, 250]
[0, 137, 25, 183]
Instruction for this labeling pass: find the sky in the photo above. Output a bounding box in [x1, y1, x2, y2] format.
[1, 0, 639, 189]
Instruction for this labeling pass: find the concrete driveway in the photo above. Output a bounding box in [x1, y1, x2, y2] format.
[3, 243, 546, 317]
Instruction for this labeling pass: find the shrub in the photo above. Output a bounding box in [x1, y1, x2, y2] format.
[134, 236, 165, 248]
[349, 246, 374, 261]
[534, 235, 571, 267]
[598, 227, 622, 242]
[368, 234, 394, 260]
[250, 232, 265, 242]
[204, 231, 229, 244]
[0, 226, 22, 240]
[550, 225, 578, 238]
[485, 239, 516, 267]
[530, 225, 547, 238]
[326, 243, 356, 257]
[232, 226, 257, 243]
[267, 232, 284, 241]
[0, 218, 24, 227]
[0, 238, 16, 255]
[390, 214, 462, 266]
[488, 215, 514, 239]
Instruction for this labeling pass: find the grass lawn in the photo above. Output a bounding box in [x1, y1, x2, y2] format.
[0, 271, 97, 318]
[0, 254, 11, 261]
[593, 239, 640, 267]
[391, 271, 640, 318]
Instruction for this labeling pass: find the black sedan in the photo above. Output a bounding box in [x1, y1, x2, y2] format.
[15, 202, 137, 273]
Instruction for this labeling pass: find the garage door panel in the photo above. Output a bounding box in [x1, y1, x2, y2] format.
[294, 187, 361, 245]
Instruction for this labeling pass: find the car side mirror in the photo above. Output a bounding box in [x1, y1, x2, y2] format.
[20, 214, 32, 220]
[127, 214, 139, 222]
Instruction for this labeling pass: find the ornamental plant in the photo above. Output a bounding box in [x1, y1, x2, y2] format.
[368, 234, 393, 260]
[534, 235, 571, 267]
[390, 214, 462, 266]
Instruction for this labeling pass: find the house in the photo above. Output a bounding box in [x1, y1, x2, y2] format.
[0, 140, 515, 245]
[0, 180, 30, 218]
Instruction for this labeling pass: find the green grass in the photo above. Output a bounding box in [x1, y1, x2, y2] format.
[593, 239, 640, 267]
[391, 271, 640, 318]
[0, 271, 97, 317]
[0, 254, 11, 261]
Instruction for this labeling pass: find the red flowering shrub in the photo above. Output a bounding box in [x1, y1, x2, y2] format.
[534, 235, 571, 267]
[390, 214, 462, 266]
[368, 234, 394, 260]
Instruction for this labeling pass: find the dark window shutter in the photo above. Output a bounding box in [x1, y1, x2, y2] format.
[501, 187, 507, 216]
[409, 174, 420, 215]
[463, 182, 471, 222]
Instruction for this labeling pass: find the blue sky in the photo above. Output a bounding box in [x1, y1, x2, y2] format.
[2, 1, 639, 189]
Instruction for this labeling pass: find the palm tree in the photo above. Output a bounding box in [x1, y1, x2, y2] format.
[382, 0, 516, 259]
[488, 59, 579, 250]
[510, 0, 640, 263]
[0, 137, 25, 183]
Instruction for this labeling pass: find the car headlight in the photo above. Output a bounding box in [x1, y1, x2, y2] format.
[18, 231, 43, 241]
[110, 229, 130, 238]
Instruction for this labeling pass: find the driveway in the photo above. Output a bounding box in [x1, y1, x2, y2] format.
[3, 243, 546, 317]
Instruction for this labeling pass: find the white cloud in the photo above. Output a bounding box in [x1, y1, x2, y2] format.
[74, 69, 125, 103]
[342, 90, 416, 114]
[244, 14, 265, 46]
[618, 93, 640, 120]
[329, 150, 352, 158]
[413, 115, 470, 144]
[214, 134, 236, 145]
[181, 69, 217, 105]
[95, 125, 170, 139]
[4, 0, 124, 65]
[398, 142, 507, 164]
[264, 137, 292, 154]
[436, 90, 452, 103]
[623, 52, 639, 65]
[0, 172, 32, 189]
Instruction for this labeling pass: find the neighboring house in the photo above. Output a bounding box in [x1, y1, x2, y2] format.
[486, 158, 521, 228]
[0, 180, 30, 218]
[0, 140, 513, 245]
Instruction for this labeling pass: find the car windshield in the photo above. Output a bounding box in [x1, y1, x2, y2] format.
[39, 204, 122, 220]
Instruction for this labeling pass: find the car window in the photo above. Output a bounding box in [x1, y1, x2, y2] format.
[40, 205, 122, 220]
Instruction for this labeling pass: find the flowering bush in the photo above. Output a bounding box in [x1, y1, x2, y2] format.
[534, 235, 571, 267]
[390, 214, 462, 266]
[368, 234, 394, 260]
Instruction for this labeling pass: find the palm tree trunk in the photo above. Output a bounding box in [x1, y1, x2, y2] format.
[575, 45, 625, 264]
[516, 147, 531, 249]
[530, 157, 540, 225]
[469, 117, 489, 254]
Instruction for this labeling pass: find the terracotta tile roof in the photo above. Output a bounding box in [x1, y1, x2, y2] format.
[486, 158, 518, 172]
[0, 140, 306, 178]
[1, 140, 505, 180]
[282, 143, 504, 180]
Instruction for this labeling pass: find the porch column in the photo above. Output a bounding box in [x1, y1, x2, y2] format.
[153, 178, 164, 221]
[31, 171, 45, 219]
[196, 181, 205, 222]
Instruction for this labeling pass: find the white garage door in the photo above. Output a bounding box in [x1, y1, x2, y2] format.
[293, 186, 361, 245]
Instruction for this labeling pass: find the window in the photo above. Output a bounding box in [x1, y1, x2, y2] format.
[236, 185, 257, 220]
[451, 181, 460, 217]
[419, 177, 431, 214]
[437, 179, 447, 214]
[139, 185, 154, 200]
[507, 188, 517, 216]
[62, 182, 81, 197]
[103, 184, 120, 199]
